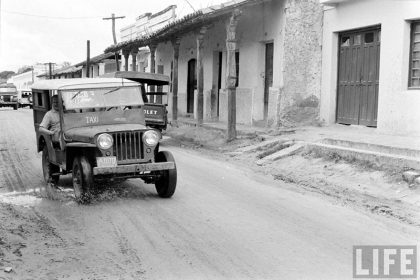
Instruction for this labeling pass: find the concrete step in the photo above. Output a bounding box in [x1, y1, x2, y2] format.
[322, 138, 420, 158]
[235, 138, 292, 153]
[307, 142, 420, 170]
[256, 143, 305, 166]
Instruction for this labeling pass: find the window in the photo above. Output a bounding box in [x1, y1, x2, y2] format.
[341, 36, 350, 47]
[354, 35, 361, 46]
[364, 32, 374, 44]
[37, 92, 43, 106]
[409, 21, 420, 87]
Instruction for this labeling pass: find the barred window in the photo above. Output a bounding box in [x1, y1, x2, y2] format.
[409, 21, 420, 87]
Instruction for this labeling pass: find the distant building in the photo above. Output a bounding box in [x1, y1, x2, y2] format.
[7, 63, 64, 90]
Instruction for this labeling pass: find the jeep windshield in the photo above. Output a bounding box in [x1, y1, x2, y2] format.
[61, 86, 144, 112]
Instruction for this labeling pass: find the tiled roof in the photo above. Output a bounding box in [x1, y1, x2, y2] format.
[37, 65, 82, 78]
[104, 0, 269, 53]
[75, 52, 118, 67]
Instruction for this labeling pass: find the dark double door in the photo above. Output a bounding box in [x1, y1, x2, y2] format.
[337, 27, 381, 127]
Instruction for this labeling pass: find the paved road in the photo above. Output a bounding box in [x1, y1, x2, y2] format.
[0, 108, 418, 279]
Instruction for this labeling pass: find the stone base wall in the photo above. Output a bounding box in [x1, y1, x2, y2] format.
[279, 0, 323, 127]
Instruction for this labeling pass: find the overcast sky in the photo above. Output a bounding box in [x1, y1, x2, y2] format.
[0, 0, 225, 72]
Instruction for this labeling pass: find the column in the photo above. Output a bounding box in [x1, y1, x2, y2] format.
[122, 49, 130, 71]
[171, 38, 181, 126]
[149, 43, 157, 103]
[196, 26, 207, 126]
[131, 48, 138, 71]
[226, 9, 241, 141]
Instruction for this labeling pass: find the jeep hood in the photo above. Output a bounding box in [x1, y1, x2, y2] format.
[64, 124, 147, 143]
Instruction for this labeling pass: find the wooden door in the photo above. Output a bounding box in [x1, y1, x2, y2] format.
[337, 27, 380, 127]
[264, 43, 274, 120]
[187, 59, 197, 114]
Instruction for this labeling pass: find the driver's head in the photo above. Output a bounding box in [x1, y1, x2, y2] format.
[51, 95, 59, 111]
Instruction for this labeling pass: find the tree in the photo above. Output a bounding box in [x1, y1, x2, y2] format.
[17, 66, 33, 74]
[0, 71, 15, 80]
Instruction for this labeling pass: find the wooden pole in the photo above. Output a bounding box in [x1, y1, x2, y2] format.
[86, 40, 90, 78]
[226, 10, 241, 141]
[196, 26, 207, 126]
[103, 14, 125, 71]
[171, 38, 181, 126]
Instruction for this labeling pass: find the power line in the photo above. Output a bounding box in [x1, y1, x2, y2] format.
[2, 10, 103, 20]
[183, 0, 196, 12]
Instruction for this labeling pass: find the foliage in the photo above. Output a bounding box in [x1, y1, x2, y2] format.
[17, 66, 33, 74]
[0, 71, 15, 80]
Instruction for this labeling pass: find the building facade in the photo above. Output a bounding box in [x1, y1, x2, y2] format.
[108, 0, 323, 129]
[320, 0, 420, 136]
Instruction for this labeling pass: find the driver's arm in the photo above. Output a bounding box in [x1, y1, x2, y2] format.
[39, 112, 54, 136]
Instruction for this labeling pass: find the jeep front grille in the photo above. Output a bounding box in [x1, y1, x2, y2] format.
[1, 95, 11, 102]
[112, 131, 144, 164]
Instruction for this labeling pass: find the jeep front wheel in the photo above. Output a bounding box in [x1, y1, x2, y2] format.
[72, 156, 94, 203]
[154, 151, 177, 198]
[42, 147, 60, 185]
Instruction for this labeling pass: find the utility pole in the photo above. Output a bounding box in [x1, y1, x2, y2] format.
[44, 62, 56, 79]
[86, 40, 90, 78]
[103, 13, 125, 71]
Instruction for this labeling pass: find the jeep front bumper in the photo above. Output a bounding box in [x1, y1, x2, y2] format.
[93, 162, 175, 175]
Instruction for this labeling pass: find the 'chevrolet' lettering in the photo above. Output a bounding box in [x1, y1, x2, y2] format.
[144, 109, 158, 115]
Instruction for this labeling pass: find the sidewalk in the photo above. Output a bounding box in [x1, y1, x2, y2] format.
[173, 117, 420, 170]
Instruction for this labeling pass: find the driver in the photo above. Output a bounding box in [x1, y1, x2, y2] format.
[39, 95, 61, 143]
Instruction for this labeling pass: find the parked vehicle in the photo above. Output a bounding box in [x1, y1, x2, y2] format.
[102, 71, 170, 131]
[32, 78, 177, 202]
[0, 83, 18, 110]
[18, 90, 33, 108]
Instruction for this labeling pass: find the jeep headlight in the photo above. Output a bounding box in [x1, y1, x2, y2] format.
[97, 133, 113, 150]
[143, 130, 160, 146]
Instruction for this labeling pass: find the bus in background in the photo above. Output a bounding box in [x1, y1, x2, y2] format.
[18, 89, 33, 108]
[0, 83, 18, 110]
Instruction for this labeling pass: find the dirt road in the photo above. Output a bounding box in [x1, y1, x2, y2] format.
[0, 109, 418, 280]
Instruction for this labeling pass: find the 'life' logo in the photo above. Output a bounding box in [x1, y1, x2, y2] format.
[353, 246, 417, 278]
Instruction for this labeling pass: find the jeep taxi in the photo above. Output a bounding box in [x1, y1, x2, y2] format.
[32, 78, 177, 202]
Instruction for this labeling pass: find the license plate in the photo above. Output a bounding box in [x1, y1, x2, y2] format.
[97, 156, 117, 168]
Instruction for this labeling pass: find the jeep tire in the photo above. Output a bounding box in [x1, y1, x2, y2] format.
[72, 156, 94, 203]
[154, 151, 177, 198]
[42, 146, 60, 185]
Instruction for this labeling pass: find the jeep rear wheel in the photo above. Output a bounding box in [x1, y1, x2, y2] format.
[72, 156, 94, 203]
[154, 151, 177, 198]
[42, 147, 60, 185]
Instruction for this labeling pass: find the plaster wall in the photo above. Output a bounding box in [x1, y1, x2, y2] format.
[157, 0, 284, 125]
[8, 71, 35, 90]
[321, 0, 420, 136]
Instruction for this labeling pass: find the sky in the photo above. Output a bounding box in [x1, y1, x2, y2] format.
[0, 0, 226, 72]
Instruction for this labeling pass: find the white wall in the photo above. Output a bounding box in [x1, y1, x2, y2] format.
[155, 0, 283, 124]
[321, 0, 420, 136]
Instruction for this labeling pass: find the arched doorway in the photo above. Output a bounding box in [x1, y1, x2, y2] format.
[187, 59, 197, 114]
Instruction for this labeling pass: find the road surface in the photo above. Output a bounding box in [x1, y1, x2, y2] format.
[0, 108, 418, 279]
